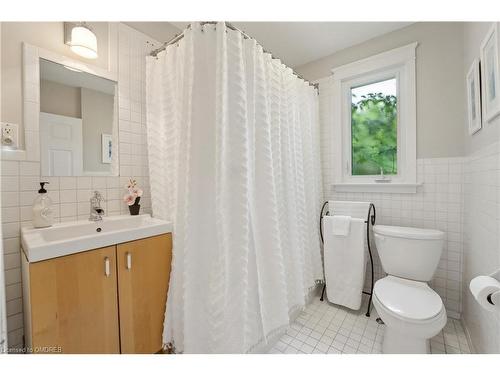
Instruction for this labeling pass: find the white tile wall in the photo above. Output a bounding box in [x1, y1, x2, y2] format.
[462, 141, 500, 353]
[0, 24, 158, 349]
[326, 158, 464, 319]
[318, 79, 464, 319]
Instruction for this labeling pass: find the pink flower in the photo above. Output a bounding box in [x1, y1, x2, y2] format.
[132, 188, 143, 197]
[125, 178, 137, 190]
[123, 178, 142, 205]
[123, 194, 136, 206]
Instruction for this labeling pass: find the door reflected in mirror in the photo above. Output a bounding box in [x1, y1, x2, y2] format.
[39, 58, 118, 176]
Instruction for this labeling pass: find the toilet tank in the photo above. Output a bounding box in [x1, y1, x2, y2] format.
[373, 225, 444, 282]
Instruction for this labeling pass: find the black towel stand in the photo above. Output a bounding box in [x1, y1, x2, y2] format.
[319, 201, 376, 317]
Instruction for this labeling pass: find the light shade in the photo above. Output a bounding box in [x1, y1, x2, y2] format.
[69, 25, 98, 59]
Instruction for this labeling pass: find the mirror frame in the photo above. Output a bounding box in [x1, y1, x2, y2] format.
[4, 41, 120, 177]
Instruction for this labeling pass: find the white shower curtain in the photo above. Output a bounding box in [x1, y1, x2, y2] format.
[146, 22, 323, 354]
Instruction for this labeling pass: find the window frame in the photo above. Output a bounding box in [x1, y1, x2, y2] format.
[331, 43, 418, 193]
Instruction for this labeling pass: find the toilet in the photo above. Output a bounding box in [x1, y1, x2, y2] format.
[372, 225, 447, 354]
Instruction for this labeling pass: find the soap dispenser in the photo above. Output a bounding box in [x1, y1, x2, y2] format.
[32, 182, 54, 228]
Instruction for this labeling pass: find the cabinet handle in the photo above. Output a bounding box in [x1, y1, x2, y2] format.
[126, 252, 132, 270]
[104, 257, 110, 277]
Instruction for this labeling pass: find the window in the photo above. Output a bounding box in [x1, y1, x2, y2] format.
[331, 43, 418, 193]
[351, 78, 397, 176]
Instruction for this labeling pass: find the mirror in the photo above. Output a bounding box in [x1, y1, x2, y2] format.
[39, 58, 118, 176]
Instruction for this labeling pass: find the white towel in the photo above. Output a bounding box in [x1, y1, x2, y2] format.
[330, 215, 351, 236]
[329, 201, 371, 220]
[323, 215, 366, 310]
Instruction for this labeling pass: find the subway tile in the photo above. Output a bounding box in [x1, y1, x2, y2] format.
[77, 177, 92, 189]
[20, 206, 33, 222]
[4, 252, 21, 270]
[20, 191, 38, 206]
[59, 203, 77, 217]
[20, 176, 41, 191]
[1, 161, 19, 176]
[1, 192, 19, 207]
[59, 190, 77, 204]
[59, 177, 77, 190]
[5, 283, 22, 302]
[2, 222, 20, 239]
[91, 177, 107, 189]
[77, 189, 93, 202]
[2, 207, 20, 223]
[6, 313, 23, 331]
[19, 161, 40, 176]
[1, 176, 19, 192]
[6, 298, 23, 317]
[5, 269, 21, 286]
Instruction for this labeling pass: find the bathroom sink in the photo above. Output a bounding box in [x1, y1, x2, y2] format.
[21, 214, 173, 262]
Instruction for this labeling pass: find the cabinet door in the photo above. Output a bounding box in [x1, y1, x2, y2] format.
[117, 234, 172, 353]
[29, 246, 120, 353]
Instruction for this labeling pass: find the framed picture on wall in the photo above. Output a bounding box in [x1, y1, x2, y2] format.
[102, 133, 112, 164]
[480, 23, 500, 123]
[466, 59, 482, 134]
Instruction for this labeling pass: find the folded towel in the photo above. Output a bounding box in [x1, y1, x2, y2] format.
[330, 215, 351, 236]
[329, 201, 371, 220]
[323, 216, 366, 310]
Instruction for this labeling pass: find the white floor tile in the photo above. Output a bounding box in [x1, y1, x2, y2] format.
[290, 339, 303, 350]
[305, 336, 318, 347]
[284, 346, 299, 354]
[331, 340, 345, 351]
[268, 295, 471, 354]
[300, 343, 315, 354]
[327, 346, 342, 354]
[316, 342, 330, 353]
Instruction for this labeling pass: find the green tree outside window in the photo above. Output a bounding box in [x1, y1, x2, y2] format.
[351, 81, 398, 176]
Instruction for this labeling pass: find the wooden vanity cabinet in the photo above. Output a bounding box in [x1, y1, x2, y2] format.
[29, 246, 120, 353]
[117, 235, 171, 353]
[25, 233, 172, 354]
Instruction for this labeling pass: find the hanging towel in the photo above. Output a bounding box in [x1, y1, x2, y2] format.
[323, 215, 366, 310]
[329, 215, 351, 236]
[329, 201, 371, 219]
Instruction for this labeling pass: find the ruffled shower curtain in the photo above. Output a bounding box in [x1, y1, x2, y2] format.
[145, 22, 323, 353]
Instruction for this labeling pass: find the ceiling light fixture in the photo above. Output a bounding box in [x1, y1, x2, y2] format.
[64, 22, 98, 59]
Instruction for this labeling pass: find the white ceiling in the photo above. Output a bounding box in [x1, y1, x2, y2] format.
[124, 22, 182, 44]
[162, 22, 413, 67]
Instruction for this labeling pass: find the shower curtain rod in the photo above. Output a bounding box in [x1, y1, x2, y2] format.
[149, 21, 319, 90]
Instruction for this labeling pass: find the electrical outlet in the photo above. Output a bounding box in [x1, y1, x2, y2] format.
[1, 122, 19, 149]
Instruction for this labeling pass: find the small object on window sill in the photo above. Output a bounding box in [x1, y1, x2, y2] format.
[374, 168, 391, 183]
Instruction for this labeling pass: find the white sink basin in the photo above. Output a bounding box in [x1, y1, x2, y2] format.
[21, 214, 172, 262]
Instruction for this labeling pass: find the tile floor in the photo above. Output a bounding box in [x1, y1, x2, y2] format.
[269, 296, 471, 354]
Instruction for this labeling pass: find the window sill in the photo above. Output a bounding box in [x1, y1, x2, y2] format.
[332, 182, 422, 194]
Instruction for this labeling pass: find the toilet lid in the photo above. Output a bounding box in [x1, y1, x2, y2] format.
[373, 225, 444, 240]
[374, 276, 443, 321]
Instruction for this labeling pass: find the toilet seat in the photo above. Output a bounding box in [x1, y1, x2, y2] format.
[373, 275, 444, 322]
[373, 276, 447, 352]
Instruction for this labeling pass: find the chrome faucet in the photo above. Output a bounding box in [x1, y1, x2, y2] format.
[89, 191, 105, 221]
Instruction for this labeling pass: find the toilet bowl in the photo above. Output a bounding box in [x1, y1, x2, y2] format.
[373, 276, 447, 353]
[372, 225, 446, 354]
